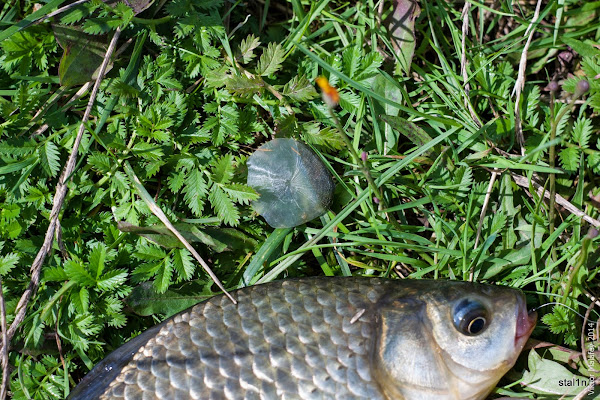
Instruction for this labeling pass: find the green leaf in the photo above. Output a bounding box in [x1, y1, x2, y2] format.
[521, 350, 589, 396]
[209, 185, 239, 226]
[183, 168, 208, 216]
[342, 46, 361, 79]
[559, 147, 580, 172]
[225, 74, 264, 97]
[39, 140, 61, 177]
[0, 253, 19, 275]
[172, 248, 194, 280]
[125, 281, 214, 317]
[53, 24, 111, 86]
[572, 117, 593, 149]
[221, 183, 259, 205]
[282, 75, 318, 102]
[134, 242, 167, 261]
[256, 42, 285, 76]
[64, 260, 95, 287]
[541, 306, 578, 345]
[211, 154, 234, 184]
[300, 123, 345, 150]
[88, 243, 108, 279]
[236, 34, 261, 64]
[154, 255, 173, 293]
[387, 0, 419, 75]
[561, 37, 600, 58]
[97, 269, 128, 291]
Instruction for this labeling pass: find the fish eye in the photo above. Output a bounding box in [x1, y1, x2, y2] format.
[453, 299, 489, 336]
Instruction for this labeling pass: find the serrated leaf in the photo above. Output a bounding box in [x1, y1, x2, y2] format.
[256, 42, 285, 76]
[64, 260, 95, 286]
[572, 117, 593, 149]
[338, 90, 361, 111]
[282, 75, 318, 102]
[221, 183, 259, 204]
[225, 74, 264, 97]
[154, 256, 173, 294]
[559, 147, 580, 172]
[0, 253, 19, 275]
[300, 123, 345, 150]
[542, 306, 575, 335]
[355, 52, 383, 81]
[43, 266, 69, 282]
[209, 185, 239, 226]
[133, 242, 167, 261]
[172, 248, 194, 280]
[40, 140, 61, 177]
[211, 154, 234, 184]
[236, 34, 261, 64]
[88, 243, 108, 279]
[453, 167, 473, 197]
[88, 152, 112, 174]
[97, 269, 128, 291]
[183, 168, 208, 216]
[490, 210, 506, 234]
[342, 46, 361, 79]
[168, 170, 186, 193]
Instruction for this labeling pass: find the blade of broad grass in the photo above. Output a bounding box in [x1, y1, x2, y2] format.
[123, 161, 237, 304]
[240, 227, 292, 287]
[257, 129, 453, 283]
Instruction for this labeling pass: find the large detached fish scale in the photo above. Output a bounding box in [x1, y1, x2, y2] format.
[71, 277, 391, 400]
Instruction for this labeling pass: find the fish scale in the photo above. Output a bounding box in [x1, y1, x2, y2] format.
[93, 278, 388, 400]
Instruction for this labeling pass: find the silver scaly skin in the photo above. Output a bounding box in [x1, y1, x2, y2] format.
[69, 277, 536, 400]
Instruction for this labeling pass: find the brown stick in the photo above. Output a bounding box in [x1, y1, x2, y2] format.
[0, 27, 122, 358]
[512, 0, 543, 156]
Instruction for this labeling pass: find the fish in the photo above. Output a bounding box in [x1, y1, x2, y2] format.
[68, 276, 536, 400]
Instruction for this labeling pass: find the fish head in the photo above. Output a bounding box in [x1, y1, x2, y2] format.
[372, 280, 536, 400]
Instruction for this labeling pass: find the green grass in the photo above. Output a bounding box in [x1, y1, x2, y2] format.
[1, 0, 600, 398]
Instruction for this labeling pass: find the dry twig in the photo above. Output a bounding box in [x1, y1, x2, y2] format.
[511, 173, 600, 227]
[512, 0, 543, 155]
[460, 2, 481, 128]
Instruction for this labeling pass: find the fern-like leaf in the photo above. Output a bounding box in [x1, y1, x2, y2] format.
[211, 154, 234, 184]
[221, 183, 259, 205]
[559, 147, 580, 172]
[183, 168, 208, 216]
[236, 34, 261, 64]
[39, 140, 61, 177]
[172, 248, 194, 280]
[209, 185, 239, 226]
[256, 43, 285, 76]
[282, 75, 318, 102]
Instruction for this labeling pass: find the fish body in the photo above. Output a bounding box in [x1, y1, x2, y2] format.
[69, 277, 536, 400]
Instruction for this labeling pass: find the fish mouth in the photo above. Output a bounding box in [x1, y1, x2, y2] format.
[515, 295, 537, 347]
